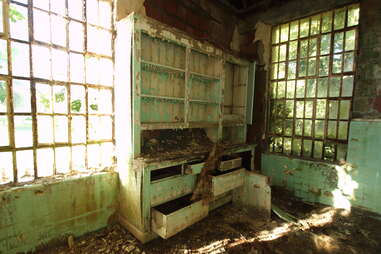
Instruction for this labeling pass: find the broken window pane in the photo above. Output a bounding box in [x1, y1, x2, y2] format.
[0, 80, 7, 112]
[33, 9, 51, 43]
[13, 79, 31, 113]
[16, 150, 34, 182]
[55, 147, 70, 174]
[10, 4, 29, 41]
[54, 115, 68, 143]
[11, 42, 30, 77]
[0, 116, 9, 146]
[71, 116, 86, 143]
[0, 39, 8, 75]
[0, 152, 13, 184]
[14, 115, 33, 147]
[36, 83, 52, 113]
[38, 115, 53, 144]
[37, 148, 54, 177]
[32, 44, 51, 79]
[53, 85, 67, 113]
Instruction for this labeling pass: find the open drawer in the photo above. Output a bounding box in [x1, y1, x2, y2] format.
[212, 168, 245, 196]
[151, 195, 209, 239]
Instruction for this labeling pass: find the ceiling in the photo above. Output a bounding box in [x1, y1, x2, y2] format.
[215, 0, 291, 15]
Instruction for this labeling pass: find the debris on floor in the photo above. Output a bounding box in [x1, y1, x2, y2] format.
[35, 190, 381, 254]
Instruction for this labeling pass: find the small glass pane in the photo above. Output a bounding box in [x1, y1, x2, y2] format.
[334, 32, 344, 53]
[69, 0, 84, 20]
[71, 115, 86, 143]
[344, 52, 354, 72]
[292, 138, 302, 156]
[0, 116, 9, 146]
[300, 18, 309, 38]
[332, 54, 342, 74]
[16, 150, 34, 182]
[338, 121, 348, 140]
[14, 116, 33, 147]
[88, 26, 112, 56]
[295, 119, 303, 135]
[0, 152, 13, 184]
[290, 21, 299, 40]
[286, 81, 295, 98]
[33, 0, 49, 10]
[99, 58, 113, 86]
[38, 115, 53, 144]
[298, 59, 307, 77]
[279, 44, 287, 61]
[287, 61, 296, 80]
[280, 24, 289, 42]
[320, 34, 331, 55]
[305, 101, 314, 118]
[88, 144, 101, 169]
[321, 11, 332, 33]
[306, 79, 316, 98]
[0, 80, 7, 112]
[347, 4, 359, 27]
[88, 88, 99, 113]
[99, 89, 113, 114]
[284, 138, 292, 155]
[53, 85, 67, 113]
[11, 42, 30, 77]
[271, 82, 277, 98]
[319, 56, 329, 76]
[304, 120, 312, 136]
[315, 120, 325, 138]
[337, 144, 347, 161]
[99, 0, 112, 29]
[69, 21, 84, 52]
[303, 140, 312, 157]
[13, 79, 31, 113]
[278, 62, 286, 79]
[70, 53, 85, 83]
[329, 77, 341, 97]
[89, 116, 100, 140]
[55, 147, 70, 174]
[32, 44, 51, 79]
[86, 56, 99, 84]
[308, 57, 316, 76]
[334, 8, 346, 30]
[286, 100, 294, 118]
[345, 30, 356, 51]
[101, 142, 114, 167]
[317, 78, 328, 97]
[273, 137, 282, 153]
[296, 101, 304, 118]
[51, 0, 66, 15]
[52, 49, 68, 81]
[340, 100, 351, 119]
[342, 75, 354, 97]
[37, 148, 54, 177]
[0, 39, 8, 75]
[272, 26, 280, 44]
[36, 83, 52, 113]
[51, 15, 67, 47]
[314, 141, 323, 159]
[71, 85, 85, 113]
[33, 9, 50, 43]
[327, 121, 337, 138]
[311, 15, 320, 35]
[54, 116, 68, 142]
[316, 99, 327, 119]
[300, 40, 308, 58]
[99, 116, 112, 140]
[72, 145, 86, 172]
[0, 0, 3, 33]
[289, 41, 297, 60]
[272, 46, 279, 63]
[296, 80, 305, 98]
[328, 100, 339, 119]
[277, 81, 285, 98]
[86, 0, 98, 25]
[284, 119, 293, 136]
[9, 4, 29, 41]
[309, 38, 317, 57]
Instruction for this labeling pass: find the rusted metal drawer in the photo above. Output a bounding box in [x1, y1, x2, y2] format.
[212, 168, 245, 196]
[151, 196, 209, 239]
[218, 157, 242, 172]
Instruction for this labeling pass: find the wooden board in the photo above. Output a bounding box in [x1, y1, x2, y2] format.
[212, 168, 245, 196]
[218, 158, 242, 172]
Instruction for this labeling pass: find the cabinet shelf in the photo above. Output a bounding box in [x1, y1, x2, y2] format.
[141, 94, 185, 102]
[190, 72, 219, 81]
[141, 60, 185, 73]
[190, 99, 219, 105]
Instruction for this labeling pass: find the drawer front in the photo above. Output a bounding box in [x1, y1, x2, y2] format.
[218, 158, 242, 172]
[212, 168, 245, 196]
[150, 174, 197, 207]
[151, 200, 208, 239]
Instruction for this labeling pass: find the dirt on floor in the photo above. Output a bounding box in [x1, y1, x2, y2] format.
[35, 189, 381, 254]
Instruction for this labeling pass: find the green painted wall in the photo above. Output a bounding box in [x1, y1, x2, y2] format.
[0, 172, 118, 254]
[262, 120, 381, 215]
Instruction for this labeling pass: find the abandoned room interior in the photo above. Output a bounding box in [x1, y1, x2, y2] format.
[0, 0, 381, 253]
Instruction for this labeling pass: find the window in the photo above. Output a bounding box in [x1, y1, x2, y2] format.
[268, 4, 359, 162]
[0, 0, 114, 185]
